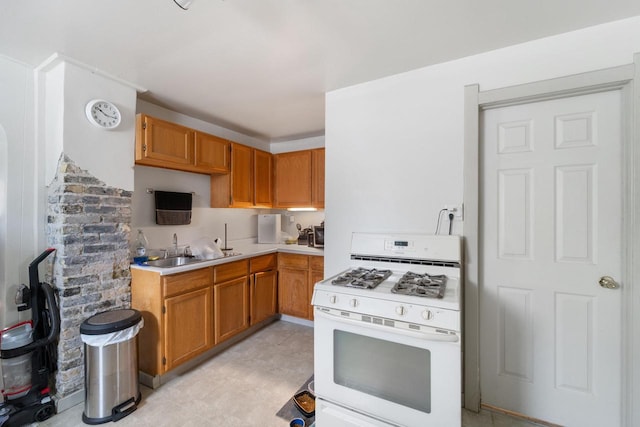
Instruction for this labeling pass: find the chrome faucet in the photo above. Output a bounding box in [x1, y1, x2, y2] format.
[172, 233, 178, 256]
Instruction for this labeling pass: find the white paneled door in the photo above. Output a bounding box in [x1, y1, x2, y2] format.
[480, 90, 622, 426]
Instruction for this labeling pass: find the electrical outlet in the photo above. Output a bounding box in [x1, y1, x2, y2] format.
[444, 204, 464, 220]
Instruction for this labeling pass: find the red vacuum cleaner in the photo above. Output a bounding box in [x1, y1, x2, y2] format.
[0, 248, 60, 426]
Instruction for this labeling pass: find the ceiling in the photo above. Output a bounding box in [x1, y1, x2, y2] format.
[1, 1, 639, 142]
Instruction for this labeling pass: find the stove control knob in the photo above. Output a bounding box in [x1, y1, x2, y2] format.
[422, 310, 433, 320]
[329, 295, 337, 304]
[350, 299, 358, 308]
[395, 305, 406, 316]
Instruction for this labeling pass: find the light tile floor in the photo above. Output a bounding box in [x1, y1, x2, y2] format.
[38, 320, 543, 427]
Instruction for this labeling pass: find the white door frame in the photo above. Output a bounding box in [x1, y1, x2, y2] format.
[463, 55, 640, 427]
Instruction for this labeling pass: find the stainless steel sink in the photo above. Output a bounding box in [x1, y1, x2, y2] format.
[143, 256, 206, 268]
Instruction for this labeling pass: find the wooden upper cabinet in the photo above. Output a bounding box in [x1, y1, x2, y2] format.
[136, 114, 194, 168]
[254, 149, 273, 208]
[312, 148, 325, 208]
[194, 132, 230, 173]
[211, 144, 273, 208]
[135, 114, 231, 175]
[230, 143, 254, 207]
[274, 150, 313, 208]
[273, 149, 324, 209]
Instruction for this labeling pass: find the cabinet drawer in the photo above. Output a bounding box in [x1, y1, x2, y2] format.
[163, 268, 212, 298]
[250, 254, 277, 273]
[214, 260, 249, 283]
[278, 253, 309, 270]
[310, 255, 324, 272]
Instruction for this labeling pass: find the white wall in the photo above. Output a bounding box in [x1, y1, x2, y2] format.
[40, 57, 138, 191]
[324, 16, 640, 276]
[0, 55, 36, 327]
[131, 164, 262, 250]
[0, 54, 138, 328]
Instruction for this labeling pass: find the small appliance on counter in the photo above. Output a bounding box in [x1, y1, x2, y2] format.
[258, 214, 281, 244]
[296, 224, 312, 245]
[309, 222, 324, 248]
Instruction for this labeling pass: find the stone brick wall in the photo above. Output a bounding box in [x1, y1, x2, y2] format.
[46, 154, 132, 398]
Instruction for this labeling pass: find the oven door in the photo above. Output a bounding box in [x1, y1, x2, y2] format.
[314, 307, 461, 427]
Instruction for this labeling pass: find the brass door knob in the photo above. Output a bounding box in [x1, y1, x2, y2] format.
[599, 276, 620, 289]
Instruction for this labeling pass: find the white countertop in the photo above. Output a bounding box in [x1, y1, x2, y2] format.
[130, 240, 324, 276]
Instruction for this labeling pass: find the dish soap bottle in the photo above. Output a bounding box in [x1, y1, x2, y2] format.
[132, 229, 149, 263]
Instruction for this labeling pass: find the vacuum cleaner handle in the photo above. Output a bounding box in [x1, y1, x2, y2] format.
[1, 283, 59, 359]
[28, 248, 55, 290]
[1, 249, 59, 360]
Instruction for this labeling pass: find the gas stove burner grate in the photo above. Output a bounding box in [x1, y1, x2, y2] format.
[392, 271, 448, 298]
[331, 267, 392, 289]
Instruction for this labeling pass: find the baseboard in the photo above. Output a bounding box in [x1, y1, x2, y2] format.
[279, 314, 314, 327]
[481, 403, 561, 427]
[55, 388, 84, 413]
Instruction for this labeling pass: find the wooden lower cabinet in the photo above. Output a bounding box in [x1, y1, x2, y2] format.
[214, 276, 249, 344]
[213, 260, 250, 344]
[278, 253, 324, 320]
[309, 269, 324, 320]
[278, 267, 310, 318]
[251, 270, 278, 325]
[131, 267, 214, 376]
[131, 252, 322, 377]
[164, 286, 212, 371]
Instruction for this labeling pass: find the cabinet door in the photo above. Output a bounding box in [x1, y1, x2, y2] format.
[194, 132, 230, 173]
[214, 277, 249, 344]
[230, 143, 254, 207]
[278, 268, 309, 318]
[309, 256, 324, 320]
[136, 115, 194, 168]
[274, 150, 313, 208]
[254, 149, 273, 207]
[164, 286, 213, 371]
[251, 270, 277, 325]
[312, 148, 325, 208]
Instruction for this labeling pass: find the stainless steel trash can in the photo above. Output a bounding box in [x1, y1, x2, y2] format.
[80, 309, 143, 424]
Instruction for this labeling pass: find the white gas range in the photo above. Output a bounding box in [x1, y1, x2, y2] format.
[312, 233, 462, 427]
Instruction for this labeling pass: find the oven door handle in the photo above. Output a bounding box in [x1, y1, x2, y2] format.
[314, 308, 459, 343]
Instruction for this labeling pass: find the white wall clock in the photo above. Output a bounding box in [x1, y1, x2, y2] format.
[85, 99, 121, 130]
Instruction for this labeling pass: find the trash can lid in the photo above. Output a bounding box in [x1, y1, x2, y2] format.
[80, 309, 142, 335]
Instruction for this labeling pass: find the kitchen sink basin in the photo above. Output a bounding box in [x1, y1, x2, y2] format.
[142, 252, 243, 268]
[143, 256, 206, 268]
